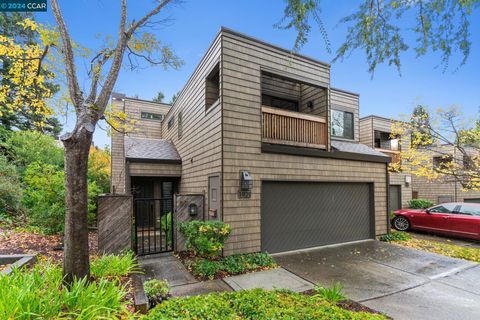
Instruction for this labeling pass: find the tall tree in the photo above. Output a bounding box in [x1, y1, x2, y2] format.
[0, 12, 62, 136]
[279, 0, 479, 74]
[152, 91, 164, 103]
[48, 0, 182, 282]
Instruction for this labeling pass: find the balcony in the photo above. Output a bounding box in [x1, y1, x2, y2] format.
[377, 148, 401, 164]
[261, 106, 327, 149]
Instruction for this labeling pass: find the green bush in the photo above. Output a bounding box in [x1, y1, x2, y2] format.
[380, 231, 412, 242]
[146, 289, 387, 319]
[0, 261, 132, 319]
[0, 155, 23, 216]
[178, 220, 231, 258]
[191, 259, 222, 280]
[90, 251, 141, 278]
[408, 199, 434, 209]
[144, 279, 171, 306]
[314, 282, 346, 303]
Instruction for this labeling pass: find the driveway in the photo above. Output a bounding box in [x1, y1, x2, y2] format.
[274, 240, 480, 320]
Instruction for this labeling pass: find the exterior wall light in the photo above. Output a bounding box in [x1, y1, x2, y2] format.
[405, 175, 411, 187]
[188, 203, 198, 217]
[239, 170, 253, 198]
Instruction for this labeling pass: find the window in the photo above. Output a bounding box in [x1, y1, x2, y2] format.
[374, 131, 399, 151]
[141, 112, 163, 121]
[331, 110, 354, 139]
[433, 155, 453, 170]
[177, 112, 183, 139]
[429, 203, 457, 214]
[463, 155, 474, 170]
[262, 94, 299, 112]
[167, 116, 174, 129]
[458, 204, 480, 216]
[205, 64, 220, 110]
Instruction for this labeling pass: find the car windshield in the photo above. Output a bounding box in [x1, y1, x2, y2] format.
[429, 203, 457, 214]
[459, 204, 480, 216]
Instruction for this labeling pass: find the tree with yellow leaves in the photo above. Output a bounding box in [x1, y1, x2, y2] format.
[391, 105, 480, 191]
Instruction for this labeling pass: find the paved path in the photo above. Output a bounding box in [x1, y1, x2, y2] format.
[274, 240, 480, 320]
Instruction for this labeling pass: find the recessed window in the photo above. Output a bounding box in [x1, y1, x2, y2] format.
[167, 116, 174, 129]
[262, 94, 298, 112]
[374, 130, 400, 151]
[141, 112, 163, 121]
[205, 64, 220, 110]
[433, 155, 453, 170]
[331, 109, 354, 139]
[177, 112, 183, 139]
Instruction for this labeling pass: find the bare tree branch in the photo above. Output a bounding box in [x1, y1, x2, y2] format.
[126, 0, 172, 37]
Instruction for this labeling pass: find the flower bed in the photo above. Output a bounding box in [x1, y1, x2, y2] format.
[178, 251, 277, 280]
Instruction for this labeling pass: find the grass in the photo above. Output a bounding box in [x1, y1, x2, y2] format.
[0, 252, 138, 319]
[90, 251, 141, 278]
[392, 235, 480, 263]
[144, 288, 387, 319]
[314, 282, 346, 303]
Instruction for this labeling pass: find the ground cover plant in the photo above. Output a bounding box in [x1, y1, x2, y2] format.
[0, 252, 138, 319]
[145, 288, 388, 320]
[380, 231, 412, 242]
[144, 279, 171, 307]
[392, 235, 480, 263]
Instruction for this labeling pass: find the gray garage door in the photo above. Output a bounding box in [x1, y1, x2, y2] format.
[261, 182, 374, 253]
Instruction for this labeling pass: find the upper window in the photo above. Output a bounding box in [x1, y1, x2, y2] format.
[433, 155, 453, 170]
[177, 112, 183, 139]
[141, 112, 163, 121]
[167, 116, 174, 129]
[459, 204, 480, 216]
[374, 131, 399, 151]
[331, 110, 354, 139]
[429, 203, 457, 214]
[205, 64, 220, 110]
[262, 94, 298, 112]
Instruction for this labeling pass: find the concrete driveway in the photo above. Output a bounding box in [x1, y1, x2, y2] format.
[274, 240, 480, 320]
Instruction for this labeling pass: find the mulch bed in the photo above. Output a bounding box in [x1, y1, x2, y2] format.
[302, 289, 392, 318]
[0, 226, 98, 262]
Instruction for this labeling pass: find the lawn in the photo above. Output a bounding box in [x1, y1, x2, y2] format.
[145, 289, 388, 320]
[385, 231, 480, 263]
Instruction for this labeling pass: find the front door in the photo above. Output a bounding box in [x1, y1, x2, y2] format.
[389, 185, 402, 212]
[208, 175, 221, 219]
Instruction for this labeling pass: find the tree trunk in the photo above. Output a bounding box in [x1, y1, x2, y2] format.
[62, 129, 93, 283]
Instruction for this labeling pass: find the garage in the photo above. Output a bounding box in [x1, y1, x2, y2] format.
[261, 181, 374, 253]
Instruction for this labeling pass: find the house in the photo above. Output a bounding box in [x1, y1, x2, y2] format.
[110, 28, 391, 256]
[359, 115, 480, 208]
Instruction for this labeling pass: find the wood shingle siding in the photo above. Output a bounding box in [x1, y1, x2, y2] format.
[220, 31, 387, 254]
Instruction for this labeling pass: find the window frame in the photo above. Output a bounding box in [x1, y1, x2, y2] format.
[167, 116, 174, 129]
[205, 63, 220, 111]
[141, 111, 163, 121]
[331, 109, 354, 140]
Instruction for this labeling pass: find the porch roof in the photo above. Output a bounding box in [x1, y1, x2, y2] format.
[331, 140, 390, 159]
[124, 137, 181, 163]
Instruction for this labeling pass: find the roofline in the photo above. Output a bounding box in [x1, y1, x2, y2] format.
[112, 92, 171, 108]
[330, 87, 360, 97]
[126, 157, 182, 164]
[220, 27, 331, 68]
[360, 114, 404, 123]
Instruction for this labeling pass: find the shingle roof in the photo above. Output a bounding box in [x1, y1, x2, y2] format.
[331, 140, 390, 158]
[124, 137, 181, 162]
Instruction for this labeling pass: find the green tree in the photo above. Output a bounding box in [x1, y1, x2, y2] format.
[152, 91, 164, 103]
[279, 0, 479, 74]
[0, 155, 22, 216]
[169, 91, 180, 104]
[0, 12, 63, 136]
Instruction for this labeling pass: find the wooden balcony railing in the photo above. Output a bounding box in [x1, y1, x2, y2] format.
[261, 106, 327, 149]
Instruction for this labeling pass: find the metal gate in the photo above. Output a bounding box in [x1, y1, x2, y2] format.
[134, 198, 174, 255]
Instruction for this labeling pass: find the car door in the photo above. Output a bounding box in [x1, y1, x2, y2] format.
[447, 204, 480, 239]
[411, 203, 459, 234]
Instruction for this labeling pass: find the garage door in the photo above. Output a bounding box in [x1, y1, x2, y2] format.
[464, 198, 480, 203]
[261, 182, 374, 253]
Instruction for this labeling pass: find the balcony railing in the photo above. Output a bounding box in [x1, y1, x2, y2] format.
[261, 106, 327, 149]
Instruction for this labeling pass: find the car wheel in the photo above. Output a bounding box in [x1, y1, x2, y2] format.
[393, 216, 410, 231]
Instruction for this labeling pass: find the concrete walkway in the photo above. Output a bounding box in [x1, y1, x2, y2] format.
[274, 240, 480, 320]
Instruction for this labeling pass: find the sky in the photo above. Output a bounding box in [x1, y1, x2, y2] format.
[35, 0, 480, 147]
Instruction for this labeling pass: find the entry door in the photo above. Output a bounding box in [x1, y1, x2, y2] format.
[208, 175, 221, 219]
[389, 185, 402, 212]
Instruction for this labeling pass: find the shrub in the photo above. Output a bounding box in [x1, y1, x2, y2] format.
[380, 231, 411, 242]
[408, 199, 434, 209]
[0, 261, 131, 319]
[144, 279, 171, 307]
[0, 155, 23, 216]
[190, 259, 222, 280]
[314, 282, 346, 303]
[178, 220, 231, 258]
[90, 251, 141, 278]
[146, 289, 387, 319]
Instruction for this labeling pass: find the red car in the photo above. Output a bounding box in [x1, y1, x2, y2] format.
[392, 202, 480, 240]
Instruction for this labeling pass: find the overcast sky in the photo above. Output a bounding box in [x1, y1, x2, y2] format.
[36, 1, 480, 147]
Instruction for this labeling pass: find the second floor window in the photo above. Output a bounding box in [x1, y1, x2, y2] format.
[433, 155, 453, 170]
[141, 112, 163, 121]
[374, 130, 400, 151]
[206, 63, 220, 111]
[167, 116, 174, 129]
[331, 109, 354, 139]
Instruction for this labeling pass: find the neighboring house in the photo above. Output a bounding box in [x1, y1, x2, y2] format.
[110, 28, 390, 257]
[360, 115, 480, 208]
[360, 115, 412, 211]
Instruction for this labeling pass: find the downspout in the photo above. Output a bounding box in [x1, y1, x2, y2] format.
[386, 163, 391, 234]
